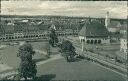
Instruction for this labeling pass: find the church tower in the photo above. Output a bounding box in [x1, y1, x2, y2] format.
[105, 11, 110, 29]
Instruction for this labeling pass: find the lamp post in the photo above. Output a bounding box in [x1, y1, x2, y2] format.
[47, 42, 50, 58]
[47, 30, 50, 57]
[126, 53, 128, 81]
[82, 39, 85, 52]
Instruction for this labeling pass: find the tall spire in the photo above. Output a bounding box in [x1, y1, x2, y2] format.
[105, 11, 110, 29]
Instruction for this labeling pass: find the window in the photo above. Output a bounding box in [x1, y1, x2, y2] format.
[98, 40, 101, 44]
[87, 40, 90, 44]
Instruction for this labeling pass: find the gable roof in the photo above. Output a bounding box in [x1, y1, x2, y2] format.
[0, 25, 5, 34]
[79, 21, 109, 37]
[3, 25, 14, 34]
[121, 34, 128, 40]
[109, 21, 121, 28]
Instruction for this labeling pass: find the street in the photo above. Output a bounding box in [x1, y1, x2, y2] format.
[36, 57, 125, 80]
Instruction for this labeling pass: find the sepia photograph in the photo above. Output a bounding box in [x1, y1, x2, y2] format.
[0, 0, 127, 81]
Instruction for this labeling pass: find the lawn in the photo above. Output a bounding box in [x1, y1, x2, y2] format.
[0, 41, 59, 69]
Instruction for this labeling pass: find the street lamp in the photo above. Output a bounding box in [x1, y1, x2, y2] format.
[47, 29, 51, 57]
[126, 34, 128, 81]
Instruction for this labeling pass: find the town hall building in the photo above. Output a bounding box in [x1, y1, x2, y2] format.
[79, 20, 110, 44]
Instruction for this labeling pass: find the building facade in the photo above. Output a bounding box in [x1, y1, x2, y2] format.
[79, 21, 110, 44]
[105, 12, 122, 33]
[120, 35, 127, 53]
[120, 22, 127, 35]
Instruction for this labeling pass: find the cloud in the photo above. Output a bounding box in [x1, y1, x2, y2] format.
[101, 6, 127, 18]
[1, 1, 127, 19]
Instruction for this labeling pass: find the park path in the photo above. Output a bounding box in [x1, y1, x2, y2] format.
[0, 64, 13, 73]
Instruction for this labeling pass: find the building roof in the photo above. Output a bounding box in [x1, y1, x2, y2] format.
[108, 21, 121, 28]
[3, 25, 14, 34]
[38, 22, 51, 30]
[79, 21, 109, 37]
[0, 25, 4, 34]
[14, 22, 44, 32]
[120, 22, 127, 30]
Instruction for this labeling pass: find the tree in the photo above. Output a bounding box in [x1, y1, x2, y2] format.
[43, 42, 50, 57]
[59, 40, 76, 61]
[17, 42, 35, 61]
[17, 41, 37, 80]
[49, 28, 58, 47]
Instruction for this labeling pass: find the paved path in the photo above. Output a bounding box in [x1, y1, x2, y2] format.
[37, 57, 126, 80]
[35, 50, 47, 55]
[0, 64, 13, 72]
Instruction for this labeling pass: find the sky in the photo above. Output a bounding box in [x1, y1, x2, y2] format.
[1, 1, 128, 19]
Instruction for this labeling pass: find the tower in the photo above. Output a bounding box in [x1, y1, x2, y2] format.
[105, 11, 110, 29]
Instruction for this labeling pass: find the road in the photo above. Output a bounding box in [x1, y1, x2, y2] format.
[36, 57, 125, 80]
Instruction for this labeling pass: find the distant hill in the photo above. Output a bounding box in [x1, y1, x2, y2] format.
[1, 15, 127, 21]
[0, 15, 106, 20]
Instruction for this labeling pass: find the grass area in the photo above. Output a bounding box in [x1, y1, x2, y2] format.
[0, 41, 59, 69]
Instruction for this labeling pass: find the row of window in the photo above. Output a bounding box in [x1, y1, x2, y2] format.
[0, 33, 78, 40]
[0, 34, 48, 40]
[81, 39, 102, 44]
